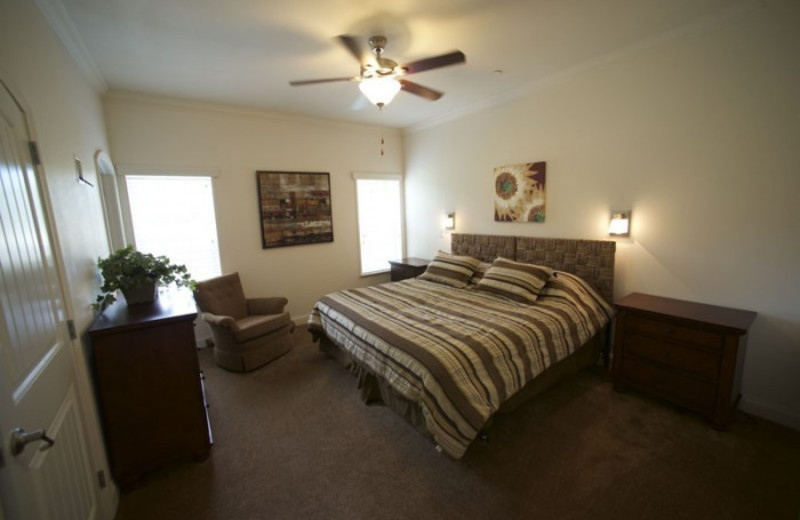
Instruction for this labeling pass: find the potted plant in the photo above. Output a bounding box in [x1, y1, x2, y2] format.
[93, 245, 195, 311]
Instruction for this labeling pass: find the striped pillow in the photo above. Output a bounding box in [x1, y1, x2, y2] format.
[476, 257, 554, 304]
[469, 262, 492, 286]
[418, 252, 482, 288]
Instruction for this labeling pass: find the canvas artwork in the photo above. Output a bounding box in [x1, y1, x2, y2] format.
[493, 161, 546, 223]
[257, 171, 333, 248]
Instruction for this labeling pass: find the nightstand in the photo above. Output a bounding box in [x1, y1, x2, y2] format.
[612, 292, 756, 428]
[388, 257, 429, 282]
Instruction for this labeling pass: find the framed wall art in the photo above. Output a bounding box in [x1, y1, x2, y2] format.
[256, 171, 334, 248]
[493, 161, 546, 223]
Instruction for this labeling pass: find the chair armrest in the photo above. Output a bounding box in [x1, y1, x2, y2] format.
[201, 312, 237, 330]
[247, 297, 288, 315]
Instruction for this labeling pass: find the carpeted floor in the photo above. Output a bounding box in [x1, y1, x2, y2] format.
[115, 329, 800, 520]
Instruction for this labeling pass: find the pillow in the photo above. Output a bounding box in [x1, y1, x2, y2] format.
[418, 252, 482, 288]
[468, 262, 492, 286]
[541, 271, 614, 319]
[476, 257, 554, 304]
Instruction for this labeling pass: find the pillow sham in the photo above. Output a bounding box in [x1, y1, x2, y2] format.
[540, 270, 614, 320]
[418, 252, 482, 288]
[468, 262, 492, 286]
[476, 257, 554, 304]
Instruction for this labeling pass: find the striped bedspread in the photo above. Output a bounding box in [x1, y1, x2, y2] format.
[308, 272, 614, 458]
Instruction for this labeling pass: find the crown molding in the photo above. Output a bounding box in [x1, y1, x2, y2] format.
[33, 0, 107, 92]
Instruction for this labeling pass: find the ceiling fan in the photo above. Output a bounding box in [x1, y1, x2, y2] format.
[289, 35, 466, 109]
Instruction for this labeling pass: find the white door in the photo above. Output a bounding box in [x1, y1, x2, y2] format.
[0, 82, 99, 518]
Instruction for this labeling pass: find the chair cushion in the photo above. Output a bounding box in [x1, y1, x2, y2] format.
[233, 312, 293, 343]
[195, 272, 248, 320]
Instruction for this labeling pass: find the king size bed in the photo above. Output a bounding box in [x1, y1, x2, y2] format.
[308, 234, 616, 458]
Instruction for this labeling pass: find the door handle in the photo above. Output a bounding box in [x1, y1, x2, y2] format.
[10, 428, 55, 456]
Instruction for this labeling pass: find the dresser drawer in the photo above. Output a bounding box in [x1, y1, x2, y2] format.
[620, 355, 717, 413]
[626, 314, 723, 351]
[623, 333, 721, 381]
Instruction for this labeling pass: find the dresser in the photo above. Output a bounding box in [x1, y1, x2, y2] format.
[388, 257, 430, 281]
[612, 292, 756, 428]
[88, 289, 211, 489]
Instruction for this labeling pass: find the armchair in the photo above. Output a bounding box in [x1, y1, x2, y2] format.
[193, 272, 294, 372]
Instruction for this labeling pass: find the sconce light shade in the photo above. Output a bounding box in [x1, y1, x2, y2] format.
[608, 211, 631, 237]
[444, 212, 455, 230]
[358, 77, 402, 108]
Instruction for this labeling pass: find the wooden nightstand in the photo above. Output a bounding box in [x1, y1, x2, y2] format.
[388, 257, 429, 282]
[612, 292, 756, 428]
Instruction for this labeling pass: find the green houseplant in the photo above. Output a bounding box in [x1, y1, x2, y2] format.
[93, 245, 195, 311]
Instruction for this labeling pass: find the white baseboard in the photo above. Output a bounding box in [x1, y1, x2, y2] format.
[740, 395, 800, 431]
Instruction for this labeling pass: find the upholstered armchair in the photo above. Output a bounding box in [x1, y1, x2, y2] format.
[193, 272, 294, 372]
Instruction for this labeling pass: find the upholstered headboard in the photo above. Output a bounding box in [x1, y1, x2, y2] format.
[451, 233, 616, 304]
[450, 233, 515, 262]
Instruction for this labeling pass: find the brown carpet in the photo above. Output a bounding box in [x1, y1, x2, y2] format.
[115, 329, 800, 520]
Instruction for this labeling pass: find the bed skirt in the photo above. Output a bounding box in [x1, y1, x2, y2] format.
[318, 328, 608, 443]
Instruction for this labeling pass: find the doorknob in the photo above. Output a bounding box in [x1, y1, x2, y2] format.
[10, 428, 55, 456]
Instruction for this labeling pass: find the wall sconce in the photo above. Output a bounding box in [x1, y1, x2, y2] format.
[608, 211, 631, 237]
[444, 213, 455, 230]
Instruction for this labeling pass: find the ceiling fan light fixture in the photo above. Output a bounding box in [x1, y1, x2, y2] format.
[358, 77, 401, 108]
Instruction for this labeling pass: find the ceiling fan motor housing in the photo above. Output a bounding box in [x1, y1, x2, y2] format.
[364, 36, 400, 77]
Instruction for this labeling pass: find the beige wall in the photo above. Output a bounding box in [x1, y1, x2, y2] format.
[1, 0, 112, 330]
[102, 94, 404, 321]
[404, 1, 800, 428]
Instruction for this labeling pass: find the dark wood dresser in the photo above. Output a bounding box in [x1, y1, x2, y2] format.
[612, 292, 756, 428]
[388, 257, 430, 281]
[88, 290, 211, 489]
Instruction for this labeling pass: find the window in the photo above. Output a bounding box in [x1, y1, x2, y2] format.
[123, 174, 221, 282]
[353, 173, 404, 275]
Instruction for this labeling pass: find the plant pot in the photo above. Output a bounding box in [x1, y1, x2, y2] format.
[122, 282, 158, 305]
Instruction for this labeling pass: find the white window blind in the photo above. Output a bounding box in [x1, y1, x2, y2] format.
[354, 174, 403, 275]
[125, 175, 222, 282]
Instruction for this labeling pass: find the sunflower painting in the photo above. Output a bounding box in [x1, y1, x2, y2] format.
[494, 161, 546, 222]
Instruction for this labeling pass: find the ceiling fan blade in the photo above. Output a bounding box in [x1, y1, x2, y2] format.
[401, 51, 466, 75]
[399, 79, 443, 101]
[289, 77, 356, 86]
[336, 34, 366, 63]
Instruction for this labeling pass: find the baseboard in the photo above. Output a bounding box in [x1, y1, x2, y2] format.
[740, 395, 800, 431]
[293, 313, 309, 328]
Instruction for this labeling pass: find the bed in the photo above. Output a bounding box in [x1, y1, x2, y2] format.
[308, 234, 616, 458]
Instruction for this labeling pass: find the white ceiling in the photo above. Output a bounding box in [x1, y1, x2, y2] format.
[53, 0, 741, 129]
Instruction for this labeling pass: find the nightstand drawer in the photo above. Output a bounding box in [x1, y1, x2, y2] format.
[620, 355, 717, 413]
[623, 334, 721, 380]
[391, 265, 424, 281]
[627, 314, 723, 351]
